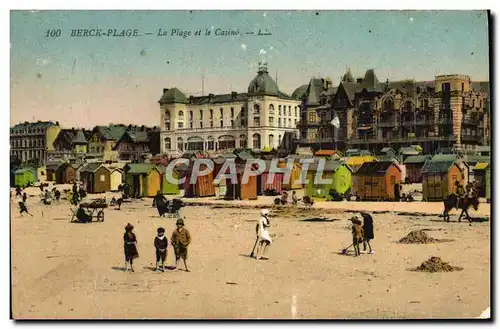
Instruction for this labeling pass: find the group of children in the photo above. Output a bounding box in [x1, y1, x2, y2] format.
[123, 218, 192, 273]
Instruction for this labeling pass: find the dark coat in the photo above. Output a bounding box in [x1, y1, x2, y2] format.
[362, 213, 374, 240]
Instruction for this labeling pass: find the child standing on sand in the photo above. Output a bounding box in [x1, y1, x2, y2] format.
[171, 218, 191, 272]
[154, 227, 169, 272]
[123, 223, 139, 272]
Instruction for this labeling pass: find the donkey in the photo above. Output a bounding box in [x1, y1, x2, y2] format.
[443, 194, 479, 223]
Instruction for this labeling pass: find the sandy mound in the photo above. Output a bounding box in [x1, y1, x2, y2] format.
[398, 230, 454, 244]
[411, 257, 463, 273]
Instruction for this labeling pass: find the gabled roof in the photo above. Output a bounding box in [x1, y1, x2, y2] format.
[125, 163, 158, 175]
[473, 162, 490, 170]
[375, 155, 400, 163]
[342, 68, 355, 83]
[71, 129, 88, 144]
[431, 154, 458, 162]
[399, 147, 420, 155]
[403, 155, 431, 164]
[295, 147, 313, 156]
[57, 163, 74, 171]
[380, 147, 396, 154]
[93, 125, 127, 141]
[118, 130, 150, 144]
[308, 160, 350, 172]
[421, 160, 457, 174]
[315, 149, 337, 157]
[14, 167, 35, 174]
[354, 161, 400, 176]
[80, 163, 107, 173]
[305, 78, 321, 106]
[11, 121, 58, 132]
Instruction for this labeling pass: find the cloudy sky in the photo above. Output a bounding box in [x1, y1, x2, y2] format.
[10, 10, 490, 128]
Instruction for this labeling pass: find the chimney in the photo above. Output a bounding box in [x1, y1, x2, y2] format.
[163, 88, 169, 94]
[231, 91, 237, 100]
[356, 78, 363, 84]
[189, 96, 194, 103]
[208, 93, 215, 100]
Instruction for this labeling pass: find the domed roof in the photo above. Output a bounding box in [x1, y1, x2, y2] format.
[247, 62, 279, 96]
[159, 87, 188, 104]
[362, 69, 380, 90]
[292, 84, 308, 100]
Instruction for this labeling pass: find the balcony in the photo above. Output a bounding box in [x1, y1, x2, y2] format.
[347, 135, 456, 144]
[297, 137, 346, 144]
[461, 134, 481, 142]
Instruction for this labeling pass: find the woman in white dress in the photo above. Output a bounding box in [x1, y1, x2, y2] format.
[256, 209, 272, 259]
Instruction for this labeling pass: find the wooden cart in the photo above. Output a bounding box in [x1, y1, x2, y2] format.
[71, 202, 107, 222]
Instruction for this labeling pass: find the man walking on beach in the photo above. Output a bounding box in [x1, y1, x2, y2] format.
[255, 209, 272, 260]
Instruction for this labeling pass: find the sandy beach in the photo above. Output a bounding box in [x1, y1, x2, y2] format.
[11, 186, 490, 319]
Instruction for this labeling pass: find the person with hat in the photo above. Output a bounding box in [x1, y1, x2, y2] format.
[154, 227, 169, 272]
[123, 223, 139, 272]
[255, 209, 272, 260]
[171, 218, 191, 272]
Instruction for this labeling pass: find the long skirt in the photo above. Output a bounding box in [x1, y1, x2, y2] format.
[124, 243, 139, 261]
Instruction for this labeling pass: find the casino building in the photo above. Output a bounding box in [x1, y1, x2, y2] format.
[158, 62, 302, 157]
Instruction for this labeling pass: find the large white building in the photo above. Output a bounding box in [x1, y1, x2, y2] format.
[159, 62, 302, 156]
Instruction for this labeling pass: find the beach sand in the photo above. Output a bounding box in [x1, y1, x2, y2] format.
[11, 186, 490, 319]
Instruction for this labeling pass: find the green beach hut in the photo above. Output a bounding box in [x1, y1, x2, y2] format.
[472, 162, 490, 202]
[306, 160, 352, 200]
[158, 164, 183, 195]
[14, 167, 36, 188]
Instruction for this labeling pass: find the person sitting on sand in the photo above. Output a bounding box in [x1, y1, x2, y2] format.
[154, 227, 169, 272]
[255, 209, 272, 260]
[360, 212, 374, 254]
[281, 191, 288, 205]
[76, 204, 92, 223]
[124, 223, 139, 272]
[154, 191, 168, 217]
[171, 218, 191, 272]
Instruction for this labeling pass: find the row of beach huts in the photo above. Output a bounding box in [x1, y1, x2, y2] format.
[11, 147, 490, 202]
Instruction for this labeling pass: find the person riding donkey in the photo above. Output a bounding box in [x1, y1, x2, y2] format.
[453, 181, 465, 209]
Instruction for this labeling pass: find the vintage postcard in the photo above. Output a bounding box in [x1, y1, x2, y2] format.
[10, 10, 491, 319]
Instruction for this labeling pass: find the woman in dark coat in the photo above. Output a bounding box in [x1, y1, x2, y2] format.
[360, 212, 374, 254]
[123, 223, 139, 272]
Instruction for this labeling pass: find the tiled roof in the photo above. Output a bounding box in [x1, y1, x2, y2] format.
[399, 147, 420, 155]
[431, 154, 458, 162]
[94, 125, 127, 141]
[14, 167, 35, 174]
[126, 163, 157, 175]
[11, 121, 58, 132]
[292, 84, 309, 100]
[308, 160, 346, 172]
[315, 149, 337, 156]
[421, 160, 456, 174]
[354, 161, 399, 176]
[188, 92, 249, 105]
[403, 155, 431, 164]
[80, 163, 106, 173]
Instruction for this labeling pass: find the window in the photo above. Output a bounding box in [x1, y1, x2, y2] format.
[241, 117, 245, 126]
[241, 107, 245, 116]
[472, 130, 476, 136]
[288, 106, 291, 116]
[461, 83, 464, 92]
[253, 133, 261, 149]
[190, 122, 193, 129]
[200, 110, 203, 120]
[254, 104, 260, 115]
[295, 106, 298, 117]
[200, 121, 203, 128]
[230, 107, 234, 118]
[210, 109, 213, 119]
[308, 112, 316, 123]
[210, 121, 213, 128]
[472, 99, 476, 108]
[240, 135, 247, 148]
[164, 111, 171, 130]
[269, 104, 275, 115]
[178, 122, 184, 129]
[278, 105, 281, 116]
[220, 108, 223, 117]
[269, 134, 274, 147]
[278, 118, 282, 127]
[207, 136, 214, 150]
[383, 98, 394, 111]
[269, 116, 274, 125]
[179, 110, 184, 119]
[177, 137, 184, 151]
[254, 117, 260, 126]
[220, 120, 223, 127]
[189, 111, 193, 121]
[288, 118, 291, 127]
[231, 120, 234, 127]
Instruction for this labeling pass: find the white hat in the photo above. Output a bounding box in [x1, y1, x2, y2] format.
[261, 209, 269, 216]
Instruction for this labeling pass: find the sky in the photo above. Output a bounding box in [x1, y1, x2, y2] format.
[10, 10, 490, 128]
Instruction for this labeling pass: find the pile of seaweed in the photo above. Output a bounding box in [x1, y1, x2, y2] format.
[411, 257, 463, 273]
[398, 230, 438, 244]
